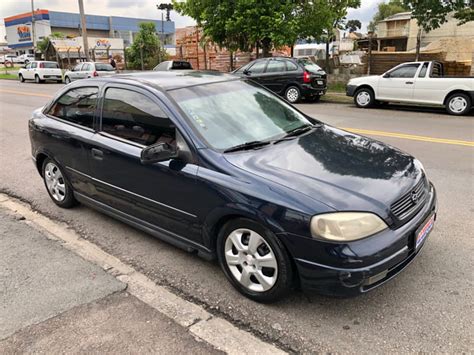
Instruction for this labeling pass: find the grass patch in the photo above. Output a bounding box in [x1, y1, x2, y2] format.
[327, 82, 346, 93]
[0, 73, 18, 80]
[321, 92, 352, 104]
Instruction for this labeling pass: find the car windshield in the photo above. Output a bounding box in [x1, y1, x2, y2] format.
[95, 63, 115, 71]
[43, 62, 59, 68]
[169, 80, 313, 150]
[297, 58, 323, 73]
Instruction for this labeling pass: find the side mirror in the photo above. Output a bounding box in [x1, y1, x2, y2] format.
[243, 69, 251, 76]
[140, 142, 178, 164]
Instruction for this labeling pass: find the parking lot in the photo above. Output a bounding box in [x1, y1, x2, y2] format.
[1, 79, 473, 353]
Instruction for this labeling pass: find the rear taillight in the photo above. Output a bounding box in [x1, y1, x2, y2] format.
[303, 71, 311, 83]
[93, 71, 99, 77]
[39, 62, 44, 68]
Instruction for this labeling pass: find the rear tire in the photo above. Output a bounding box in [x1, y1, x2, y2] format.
[285, 86, 301, 103]
[217, 218, 294, 302]
[445, 93, 471, 116]
[19, 74, 25, 82]
[42, 158, 77, 208]
[354, 87, 375, 108]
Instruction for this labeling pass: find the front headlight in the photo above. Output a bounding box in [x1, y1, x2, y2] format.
[310, 212, 388, 242]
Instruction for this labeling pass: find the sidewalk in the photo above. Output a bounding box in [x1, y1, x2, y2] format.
[0, 206, 222, 353]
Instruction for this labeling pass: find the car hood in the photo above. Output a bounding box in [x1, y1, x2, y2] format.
[223, 125, 422, 214]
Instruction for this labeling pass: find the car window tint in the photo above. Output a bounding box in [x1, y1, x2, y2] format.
[44, 62, 59, 69]
[285, 60, 299, 71]
[248, 60, 267, 74]
[418, 62, 429, 78]
[95, 63, 115, 71]
[389, 64, 419, 78]
[265, 60, 286, 73]
[101, 88, 175, 146]
[47, 87, 98, 129]
[172, 61, 192, 69]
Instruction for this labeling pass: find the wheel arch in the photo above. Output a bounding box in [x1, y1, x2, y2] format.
[355, 84, 376, 96]
[35, 151, 51, 177]
[443, 89, 472, 106]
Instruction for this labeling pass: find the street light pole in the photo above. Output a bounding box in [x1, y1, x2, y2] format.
[31, 0, 36, 54]
[78, 0, 90, 61]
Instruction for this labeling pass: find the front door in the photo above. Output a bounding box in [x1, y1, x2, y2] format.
[377, 63, 421, 102]
[88, 85, 202, 245]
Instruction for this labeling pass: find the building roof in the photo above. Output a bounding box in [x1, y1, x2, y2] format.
[97, 71, 239, 91]
[379, 12, 412, 22]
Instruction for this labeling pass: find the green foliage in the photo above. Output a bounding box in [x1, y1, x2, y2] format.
[345, 19, 362, 32]
[126, 22, 167, 70]
[368, 0, 410, 32]
[37, 32, 65, 53]
[174, 0, 361, 58]
[403, 0, 473, 32]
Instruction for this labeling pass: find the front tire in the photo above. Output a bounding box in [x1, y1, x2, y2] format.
[42, 158, 77, 208]
[65, 76, 71, 84]
[19, 74, 25, 82]
[217, 218, 294, 302]
[446, 93, 471, 116]
[354, 87, 375, 108]
[285, 86, 301, 103]
[35, 75, 42, 84]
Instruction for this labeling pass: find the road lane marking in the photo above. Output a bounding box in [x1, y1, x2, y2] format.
[341, 127, 474, 147]
[0, 88, 53, 98]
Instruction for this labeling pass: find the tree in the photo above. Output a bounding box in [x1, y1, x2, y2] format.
[37, 32, 65, 53]
[368, 0, 409, 32]
[345, 19, 362, 32]
[403, 0, 473, 59]
[126, 22, 167, 70]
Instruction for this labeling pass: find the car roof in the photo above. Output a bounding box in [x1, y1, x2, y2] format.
[104, 70, 239, 91]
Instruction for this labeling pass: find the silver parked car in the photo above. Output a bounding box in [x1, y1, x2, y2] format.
[64, 62, 116, 83]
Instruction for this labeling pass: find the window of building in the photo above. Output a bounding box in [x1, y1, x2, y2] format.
[46, 87, 98, 129]
[101, 88, 175, 146]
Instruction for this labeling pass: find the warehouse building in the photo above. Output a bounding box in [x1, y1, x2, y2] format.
[4, 9, 175, 55]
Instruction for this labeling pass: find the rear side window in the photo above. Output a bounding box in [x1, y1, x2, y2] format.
[265, 60, 286, 73]
[83, 63, 93, 71]
[418, 62, 429, 78]
[47, 87, 98, 129]
[31, 62, 37, 69]
[101, 88, 175, 146]
[172, 61, 192, 69]
[285, 60, 299, 71]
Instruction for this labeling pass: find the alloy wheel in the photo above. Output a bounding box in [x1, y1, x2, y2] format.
[356, 91, 371, 106]
[224, 228, 278, 292]
[44, 162, 66, 202]
[286, 87, 300, 103]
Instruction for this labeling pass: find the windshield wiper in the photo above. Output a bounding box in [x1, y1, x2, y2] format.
[274, 125, 315, 144]
[223, 140, 271, 153]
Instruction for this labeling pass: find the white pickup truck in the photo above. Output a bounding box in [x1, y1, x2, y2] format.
[346, 61, 474, 115]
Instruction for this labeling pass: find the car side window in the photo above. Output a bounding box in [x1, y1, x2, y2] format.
[265, 60, 286, 73]
[101, 88, 175, 147]
[83, 64, 92, 71]
[73, 63, 82, 71]
[25, 63, 31, 69]
[418, 63, 429, 78]
[155, 61, 169, 71]
[248, 60, 267, 74]
[389, 64, 419, 78]
[31, 62, 37, 69]
[285, 60, 299, 71]
[46, 87, 98, 129]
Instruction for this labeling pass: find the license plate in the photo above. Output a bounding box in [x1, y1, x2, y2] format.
[317, 80, 324, 85]
[415, 213, 435, 250]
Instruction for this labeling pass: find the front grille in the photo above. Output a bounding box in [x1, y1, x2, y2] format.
[391, 176, 428, 221]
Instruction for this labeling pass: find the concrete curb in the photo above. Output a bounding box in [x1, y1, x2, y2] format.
[0, 193, 286, 355]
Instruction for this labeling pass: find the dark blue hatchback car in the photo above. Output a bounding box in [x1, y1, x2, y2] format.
[29, 71, 437, 302]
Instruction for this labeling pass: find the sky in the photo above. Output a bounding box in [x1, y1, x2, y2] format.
[0, 0, 382, 41]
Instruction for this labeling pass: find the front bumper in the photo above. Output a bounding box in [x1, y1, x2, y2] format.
[346, 84, 357, 97]
[286, 184, 437, 297]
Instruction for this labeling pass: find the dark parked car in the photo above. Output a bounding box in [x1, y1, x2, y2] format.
[29, 71, 437, 302]
[153, 60, 193, 71]
[232, 57, 327, 103]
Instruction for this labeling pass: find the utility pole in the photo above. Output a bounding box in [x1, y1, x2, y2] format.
[31, 0, 36, 54]
[367, 31, 373, 75]
[78, 0, 90, 61]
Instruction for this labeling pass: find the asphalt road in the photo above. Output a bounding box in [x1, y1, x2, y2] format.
[1, 80, 473, 353]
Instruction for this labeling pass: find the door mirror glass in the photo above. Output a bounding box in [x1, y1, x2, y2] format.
[243, 69, 251, 75]
[141, 142, 178, 164]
